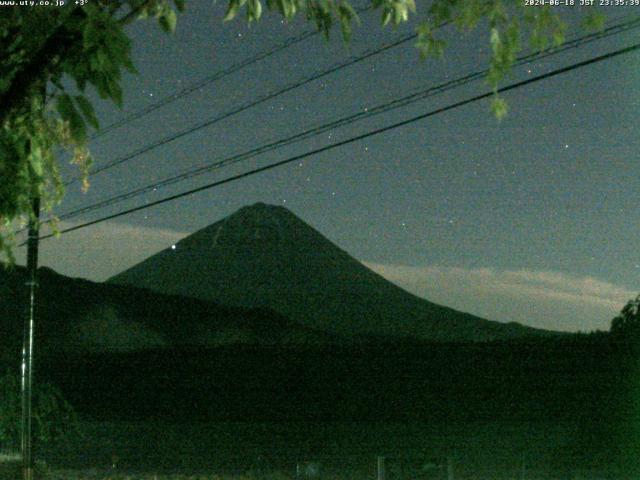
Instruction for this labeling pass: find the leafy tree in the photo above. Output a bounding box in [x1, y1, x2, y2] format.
[0, 370, 79, 450]
[611, 294, 640, 340]
[0, 0, 604, 261]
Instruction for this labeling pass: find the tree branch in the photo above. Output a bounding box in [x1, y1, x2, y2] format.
[117, 0, 154, 25]
[0, 7, 85, 126]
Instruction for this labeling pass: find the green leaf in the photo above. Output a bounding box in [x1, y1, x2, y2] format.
[159, 8, 178, 32]
[95, 49, 109, 70]
[122, 55, 138, 74]
[73, 95, 99, 130]
[248, 0, 262, 21]
[552, 28, 564, 47]
[490, 27, 500, 55]
[381, 8, 392, 27]
[106, 78, 123, 107]
[416, 21, 430, 37]
[431, 37, 445, 58]
[429, 0, 451, 25]
[406, 0, 416, 14]
[174, 0, 186, 12]
[339, 14, 351, 40]
[394, 4, 407, 25]
[490, 95, 508, 121]
[82, 20, 99, 50]
[224, 0, 240, 21]
[29, 145, 43, 178]
[56, 94, 86, 142]
[282, 0, 298, 19]
[337, 2, 358, 40]
[55, 94, 73, 124]
[582, 12, 605, 32]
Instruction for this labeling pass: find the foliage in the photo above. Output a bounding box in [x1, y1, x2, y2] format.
[0, 0, 608, 261]
[0, 1, 179, 262]
[611, 294, 640, 341]
[0, 370, 79, 450]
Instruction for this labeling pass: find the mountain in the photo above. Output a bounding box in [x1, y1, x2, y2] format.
[0, 265, 338, 363]
[110, 202, 553, 342]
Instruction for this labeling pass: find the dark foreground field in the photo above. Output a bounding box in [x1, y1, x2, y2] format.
[12, 337, 640, 478]
[27, 422, 622, 480]
[33, 419, 627, 479]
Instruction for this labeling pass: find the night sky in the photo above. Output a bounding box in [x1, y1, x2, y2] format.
[17, 3, 640, 332]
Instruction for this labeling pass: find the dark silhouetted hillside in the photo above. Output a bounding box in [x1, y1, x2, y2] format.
[110, 203, 555, 342]
[0, 265, 340, 361]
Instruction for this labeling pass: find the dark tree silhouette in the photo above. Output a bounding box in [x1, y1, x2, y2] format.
[610, 294, 640, 340]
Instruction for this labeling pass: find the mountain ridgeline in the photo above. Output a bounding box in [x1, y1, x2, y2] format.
[0, 203, 556, 363]
[110, 202, 551, 342]
[0, 266, 338, 363]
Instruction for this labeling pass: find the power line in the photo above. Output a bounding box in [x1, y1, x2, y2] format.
[90, 28, 317, 140]
[55, 16, 640, 222]
[65, 28, 425, 186]
[33, 41, 640, 243]
[66, 11, 633, 186]
[91, 4, 374, 141]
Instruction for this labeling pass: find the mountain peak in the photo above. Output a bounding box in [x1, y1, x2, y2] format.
[229, 202, 297, 226]
[234, 202, 283, 217]
[110, 204, 549, 342]
[175, 203, 313, 251]
[242, 201, 283, 212]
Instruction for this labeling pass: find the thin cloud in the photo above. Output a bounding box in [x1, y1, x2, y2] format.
[364, 263, 635, 332]
[15, 221, 188, 282]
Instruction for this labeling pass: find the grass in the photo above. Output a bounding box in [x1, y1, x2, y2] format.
[2, 419, 636, 479]
[0, 463, 628, 480]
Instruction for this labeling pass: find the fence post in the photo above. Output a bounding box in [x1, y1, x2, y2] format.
[377, 456, 385, 480]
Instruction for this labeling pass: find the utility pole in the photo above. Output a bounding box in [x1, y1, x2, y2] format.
[21, 195, 40, 480]
[376, 456, 385, 480]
